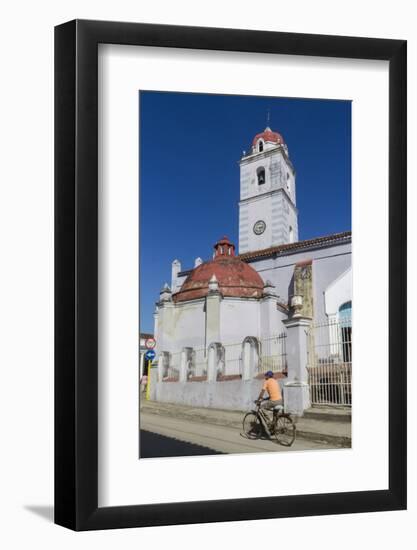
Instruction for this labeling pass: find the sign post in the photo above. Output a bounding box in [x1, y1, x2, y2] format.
[144, 349, 156, 401]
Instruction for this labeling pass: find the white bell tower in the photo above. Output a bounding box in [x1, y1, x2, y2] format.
[238, 127, 298, 254]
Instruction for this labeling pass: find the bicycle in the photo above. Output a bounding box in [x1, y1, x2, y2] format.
[242, 400, 296, 447]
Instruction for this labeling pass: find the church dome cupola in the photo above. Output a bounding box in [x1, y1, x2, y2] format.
[252, 126, 285, 152]
[213, 236, 235, 258]
[173, 237, 264, 303]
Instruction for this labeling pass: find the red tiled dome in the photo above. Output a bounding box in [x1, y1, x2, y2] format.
[173, 237, 264, 303]
[252, 127, 284, 146]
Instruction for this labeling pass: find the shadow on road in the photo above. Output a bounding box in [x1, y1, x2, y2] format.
[140, 430, 224, 458]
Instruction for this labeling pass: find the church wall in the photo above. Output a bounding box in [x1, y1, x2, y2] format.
[158, 300, 206, 354]
[240, 148, 292, 200]
[248, 242, 352, 323]
[312, 252, 352, 324]
[259, 298, 288, 338]
[220, 298, 260, 343]
[239, 145, 297, 253]
[239, 189, 297, 253]
[152, 377, 264, 412]
[151, 373, 288, 412]
[324, 268, 352, 317]
[239, 193, 274, 252]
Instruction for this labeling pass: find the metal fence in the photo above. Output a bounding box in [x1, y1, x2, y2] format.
[307, 318, 352, 406]
[166, 351, 181, 381]
[259, 333, 287, 373]
[193, 347, 207, 377]
[223, 342, 242, 376]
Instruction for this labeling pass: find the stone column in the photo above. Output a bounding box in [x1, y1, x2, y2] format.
[179, 349, 188, 382]
[207, 345, 217, 382]
[206, 277, 222, 345]
[157, 354, 165, 382]
[242, 341, 252, 380]
[282, 315, 312, 415]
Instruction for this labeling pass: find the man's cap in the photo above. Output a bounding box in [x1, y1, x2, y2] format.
[265, 370, 274, 378]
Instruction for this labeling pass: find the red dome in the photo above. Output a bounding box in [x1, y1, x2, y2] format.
[173, 237, 264, 303]
[252, 127, 284, 146]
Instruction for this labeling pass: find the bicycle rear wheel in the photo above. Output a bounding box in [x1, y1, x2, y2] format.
[273, 415, 296, 446]
[243, 412, 263, 439]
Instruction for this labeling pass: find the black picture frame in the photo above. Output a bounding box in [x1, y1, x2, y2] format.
[55, 19, 407, 531]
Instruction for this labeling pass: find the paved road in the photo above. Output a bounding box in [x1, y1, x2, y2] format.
[140, 412, 335, 456]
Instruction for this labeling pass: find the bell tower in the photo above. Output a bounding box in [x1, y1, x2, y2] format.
[238, 127, 298, 254]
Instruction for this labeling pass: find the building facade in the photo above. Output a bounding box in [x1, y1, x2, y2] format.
[152, 127, 352, 413]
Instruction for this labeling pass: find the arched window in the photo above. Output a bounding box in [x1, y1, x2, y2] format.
[338, 301, 352, 364]
[257, 167, 265, 185]
[339, 301, 352, 324]
[289, 226, 294, 243]
[258, 140, 264, 152]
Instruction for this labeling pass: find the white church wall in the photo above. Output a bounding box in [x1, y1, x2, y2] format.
[239, 190, 297, 253]
[313, 252, 352, 324]
[220, 298, 260, 343]
[220, 299, 260, 375]
[152, 377, 264, 411]
[239, 193, 274, 252]
[157, 299, 207, 356]
[260, 298, 288, 338]
[172, 300, 206, 351]
[240, 148, 292, 200]
[239, 143, 297, 253]
[324, 267, 352, 318]
[248, 241, 352, 319]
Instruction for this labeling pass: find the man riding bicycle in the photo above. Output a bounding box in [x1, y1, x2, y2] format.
[256, 370, 283, 410]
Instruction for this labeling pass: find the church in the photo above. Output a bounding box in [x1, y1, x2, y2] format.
[151, 127, 352, 414]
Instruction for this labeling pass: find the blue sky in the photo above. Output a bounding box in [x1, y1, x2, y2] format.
[140, 91, 351, 333]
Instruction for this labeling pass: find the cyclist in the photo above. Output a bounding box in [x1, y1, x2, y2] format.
[256, 370, 283, 411]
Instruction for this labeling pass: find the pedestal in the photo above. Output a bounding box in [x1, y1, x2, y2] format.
[283, 315, 312, 415]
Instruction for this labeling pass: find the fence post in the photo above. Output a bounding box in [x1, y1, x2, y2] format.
[282, 316, 312, 415]
[242, 341, 252, 380]
[179, 349, 188, 382]
[207, 344, 217, 382]
[157, 354, 164, 382]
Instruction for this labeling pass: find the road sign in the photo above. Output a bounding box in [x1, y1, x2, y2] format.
[145, 349, 156, 361]
[145, 337, 156, 349]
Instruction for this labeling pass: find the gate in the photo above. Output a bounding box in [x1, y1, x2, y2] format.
[307, 318, 352, 406]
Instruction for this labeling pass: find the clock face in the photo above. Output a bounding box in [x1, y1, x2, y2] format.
[253, 220, 266, 235]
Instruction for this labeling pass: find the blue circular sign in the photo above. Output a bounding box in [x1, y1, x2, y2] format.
[145, 349, 156, 361]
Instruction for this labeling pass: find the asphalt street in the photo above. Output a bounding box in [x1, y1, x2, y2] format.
[140, 411, 336, 456]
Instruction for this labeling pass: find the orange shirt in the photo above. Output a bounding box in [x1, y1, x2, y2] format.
[262, 378, 282, 401]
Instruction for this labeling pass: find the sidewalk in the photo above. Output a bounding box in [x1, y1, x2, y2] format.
[141, 400, 351, 448]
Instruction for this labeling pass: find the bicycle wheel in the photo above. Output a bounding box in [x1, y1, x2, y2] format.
[273, 415, 296, 446]
[243, 412, 263, 439]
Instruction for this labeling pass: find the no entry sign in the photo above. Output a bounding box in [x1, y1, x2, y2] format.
[145, 337, 156, 349]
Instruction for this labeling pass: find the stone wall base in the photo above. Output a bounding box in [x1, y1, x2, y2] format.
[149, 369, 310, 413]
[283, 381, 311, 416]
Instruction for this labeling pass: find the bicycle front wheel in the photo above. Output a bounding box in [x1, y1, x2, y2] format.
[273, 415, 296, 446]
[243, 412, 263, 439]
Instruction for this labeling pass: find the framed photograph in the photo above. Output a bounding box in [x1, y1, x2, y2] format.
[55, 20, 406, 530]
